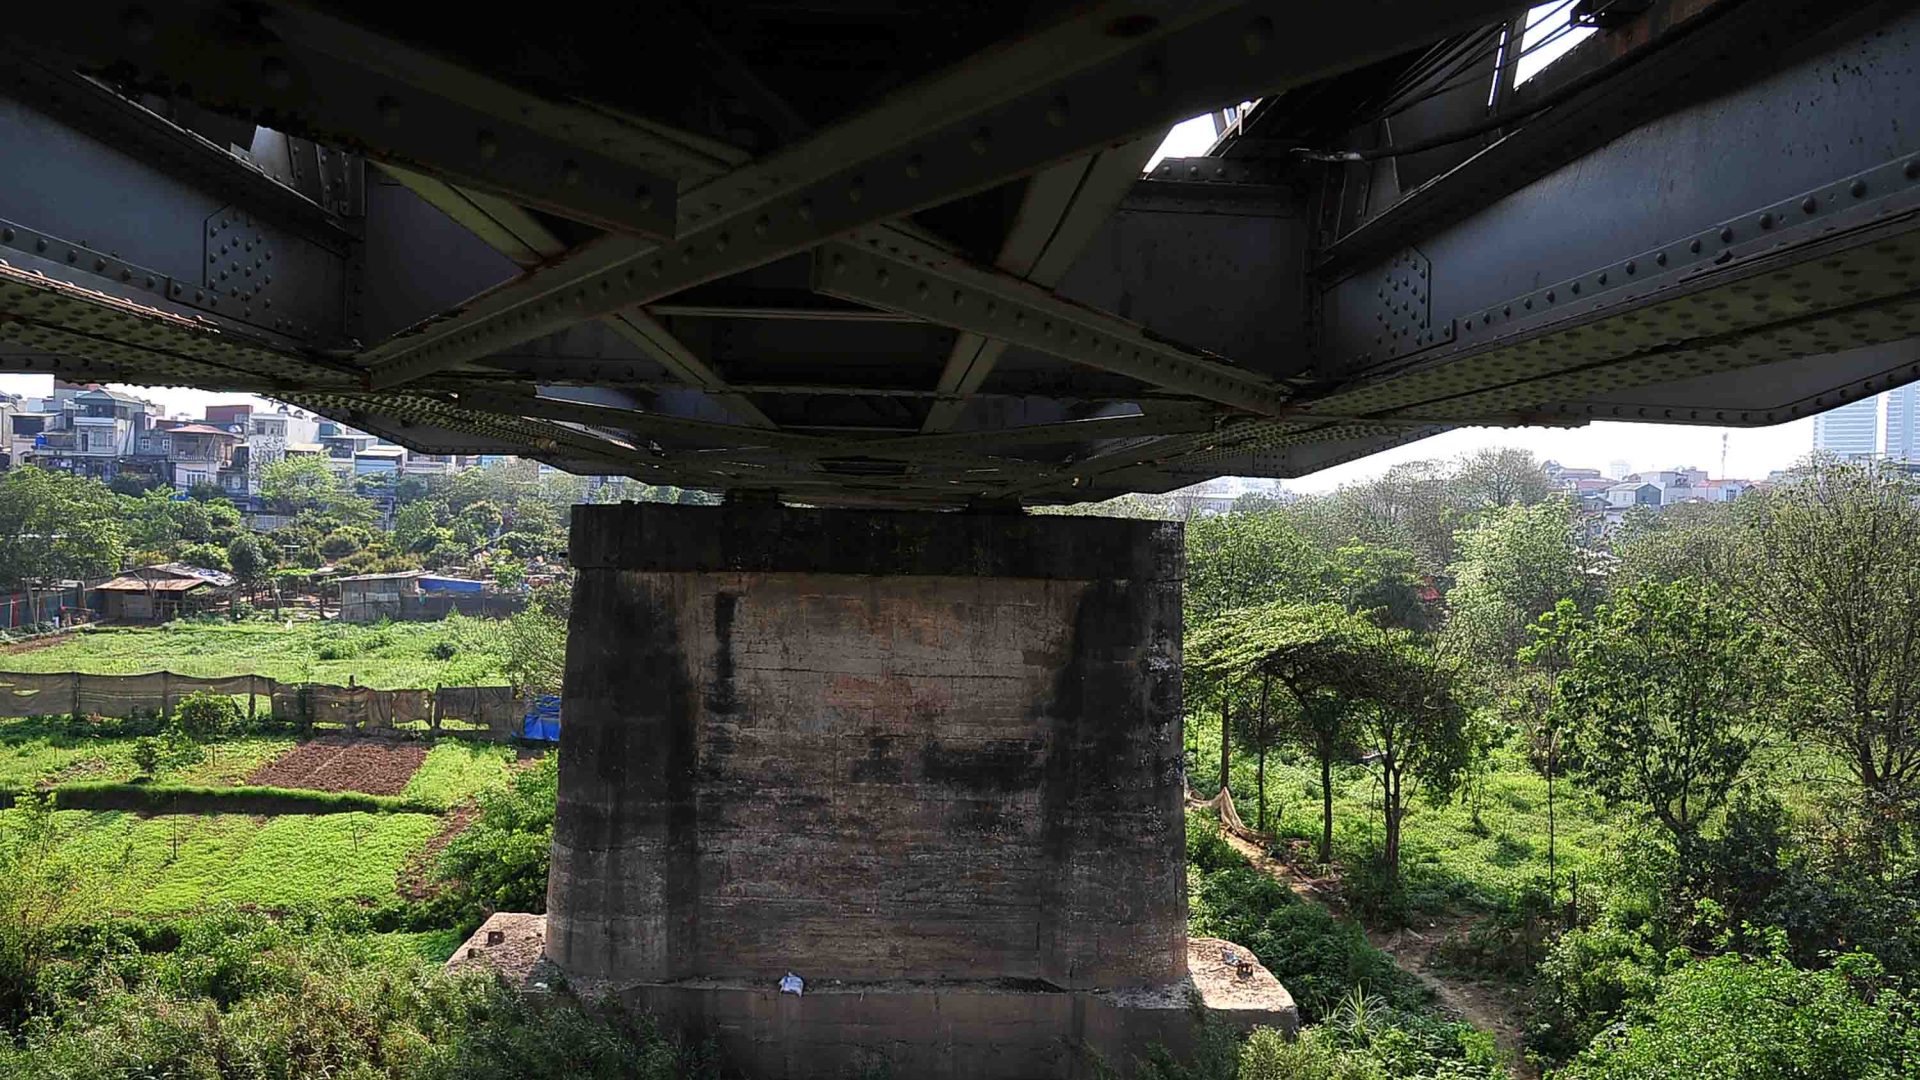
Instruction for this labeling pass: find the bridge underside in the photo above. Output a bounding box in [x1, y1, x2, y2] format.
[1, 0, 1917, 507]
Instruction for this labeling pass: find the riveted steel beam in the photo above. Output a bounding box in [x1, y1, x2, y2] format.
[7, 3, 703, 239]
[0, 256, 355, 389]
[354, 0, 1517, 387]
[0, 57, 349, 248]
[923, 136, 1158, 433]
[373, 161, 777, 429]
[1316, 0, 1880, 278]
[814, 225, 1293, 415]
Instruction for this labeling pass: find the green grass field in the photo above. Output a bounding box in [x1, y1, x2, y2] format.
[52, 808, 445, 916]
[400, 741, 519, 809]
[2, 616, 509, 688]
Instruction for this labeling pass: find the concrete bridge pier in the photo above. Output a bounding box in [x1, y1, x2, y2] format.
[545, 503, 1294, 1077]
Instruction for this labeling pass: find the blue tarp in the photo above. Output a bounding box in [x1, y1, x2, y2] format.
[418, 575, 486, 594]
[521, 694, 561, 742]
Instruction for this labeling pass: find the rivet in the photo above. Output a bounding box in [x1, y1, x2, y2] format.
[1656, 252, 1668, 266]
[635, 185, 654, 210]
[796, 200, 815, 223]
[1046, 97, 1069, 127]
[904, 155, 924, 179]
[1689, 238, 1702, 253]
[916, 282, 931, 300]
[1851, 179, 1868, 198]
[260, 56, 291, 91]
[121, 7, 155, 43]
[1624, 260, 1636, 274]
[875, 268, 891, 286]
[376, 96, 402, 127]
[561, 160, 583, 186]
[753, 215, 770, 238]
[831, 254, 848, 274]
[1244, 15, 1274, 54]
[847, 180, 864, 204]
[475, 130, 500, 160]
[1136, 64, 1163, 96]
[713, 233, 730, 253]
[952, 291, 965, 308]
[35, 239, 46, 253]
[969, 129, 991, 155]
[1720, 226, 1735, 243]
[1546, 290, 1556, 302]
[1759, 212, 1774, 230]
[1570, 282, 1580, 294]
[1597, 272, 1608, 285]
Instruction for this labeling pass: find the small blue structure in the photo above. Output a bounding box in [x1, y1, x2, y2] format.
[418, 575, 486, 594]
[521, 694, 561, 742]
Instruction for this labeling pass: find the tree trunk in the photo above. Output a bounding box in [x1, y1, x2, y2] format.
[1218, 692, 1231, 797]
[1383, 769, 1402, 885]
[1319, 748, 1335, 864]
[1255, 675, 1270, 831]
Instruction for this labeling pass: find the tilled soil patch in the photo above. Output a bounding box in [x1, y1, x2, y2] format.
[246, 736, 427, 796]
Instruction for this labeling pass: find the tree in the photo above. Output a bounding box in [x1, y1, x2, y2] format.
[1738, 458, 1920, 852]
[227, 534, 268, 596]
[1189, 601, 1468, 877]
[0, 467, 126, 594]
[0, 792, 122, 1024]
[1551, 579, 1781, 855]
[1350, 634, 1471, 883]
[1183, 510, 1333, 625]
[1449, 447, 1557, 513]
[1444, 497, 1594, 680]
[174, 541, 230, 572]
[1612, 499, 1742, 590]
[257, 456, 371, 523]
[390, 500, 441, 553]
[1327, 542, 1428, 630]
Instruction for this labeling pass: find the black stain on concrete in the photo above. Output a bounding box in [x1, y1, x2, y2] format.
[850, 732, 905, 783]
[922, 738, 1046, 792]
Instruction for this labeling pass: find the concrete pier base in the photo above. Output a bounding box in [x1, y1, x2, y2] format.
[542, 504, 1294, 1076]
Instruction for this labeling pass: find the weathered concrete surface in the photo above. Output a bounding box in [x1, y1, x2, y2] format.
[544, 504, 1264, 1074]
[458, 916, 1297, 1079]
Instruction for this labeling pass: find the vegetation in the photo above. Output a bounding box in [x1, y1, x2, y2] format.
[1172, 451, 1920, 1077]
[438, 753, 558, 916]
[5, 617, 511, 686]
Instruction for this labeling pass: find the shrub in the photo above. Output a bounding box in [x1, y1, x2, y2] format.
[1557, 952, 1920, 1080]
[5, 907, 719, 1079]
[172, 690, 243, 740]
[1525, 922, 1662, 1063]
[439, 753, 558, 918]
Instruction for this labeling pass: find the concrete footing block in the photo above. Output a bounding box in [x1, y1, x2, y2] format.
[448, 918, 1297, 1079]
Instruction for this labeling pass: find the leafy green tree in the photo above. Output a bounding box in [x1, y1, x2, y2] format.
[0, 467, 126, 593]
[1328, 542, 1429, 630]
[258, 456, 371, 524]
[227, 534, 269, 595]
[319, 525, 373, 559]
[1738, 458, 1920, 851]
[1551, 579, 1782, 855]
[1444, 497, 1594, 680]
[1558, 951, 1920, 1080]
[1449, 447, 1557, 514]
[1183, 510, 1332, 625]
[390, 500, 442, 553]
[1612, 499, 1742, 589]
[174, 541, 230, 572]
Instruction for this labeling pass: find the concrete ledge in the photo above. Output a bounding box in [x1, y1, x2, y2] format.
[568, 502, 1183, 581]
[450, 918, 1297, 1080]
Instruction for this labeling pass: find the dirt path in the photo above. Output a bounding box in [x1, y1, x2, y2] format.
[1216, 828, 1536, 1078]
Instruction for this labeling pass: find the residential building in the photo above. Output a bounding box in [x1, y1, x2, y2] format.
[354, 445, 407, 476]
[244, 406, 321, 493]
[165, 424, 242, 488]
[1604, 481, 1661, 509]
[1888, 384, 1920, 462]
[1813, 396, 1879, 458]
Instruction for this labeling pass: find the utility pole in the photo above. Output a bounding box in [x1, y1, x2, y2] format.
[1720, 433, 1729, 479]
